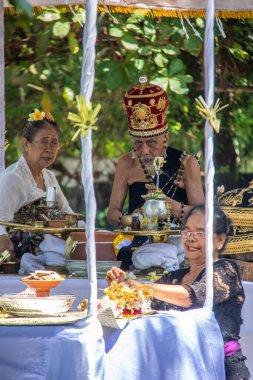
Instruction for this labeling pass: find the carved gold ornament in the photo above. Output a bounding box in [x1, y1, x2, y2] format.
[130, 103, 158, 131]
[157, 96, 167, 111]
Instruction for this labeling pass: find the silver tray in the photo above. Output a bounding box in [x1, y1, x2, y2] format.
[0, 294, 76, 317]
[0, 311, 86, 326]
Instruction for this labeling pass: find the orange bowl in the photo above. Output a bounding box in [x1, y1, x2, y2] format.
[21, 278, 64, 297]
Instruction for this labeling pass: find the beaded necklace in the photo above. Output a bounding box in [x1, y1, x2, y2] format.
[139, 151, 188, 199]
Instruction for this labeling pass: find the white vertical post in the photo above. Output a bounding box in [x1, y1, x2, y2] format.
[80, 0, 98, 318]
[0, 0, 5, 174]
[204, 0, 215, 308]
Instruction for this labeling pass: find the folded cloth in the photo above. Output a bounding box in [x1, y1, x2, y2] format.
[39, 234, 66, 266]
[132, 243, 179, 271]
[19, 234, 66, 274]
[19, 253, 46, 274]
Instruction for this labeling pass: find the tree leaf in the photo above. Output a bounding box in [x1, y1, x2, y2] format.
[37, 10, 61, 22]
[168, 76, 189, 94]
[8, 0, 32, 17]
[68, 32, 79, 54]
[143, 23, 156, 41]
[154, 53, 168, 68]
[53, 21, 70, 38]
[121, 34, 139, 51]
[151, 77, 169, 91]
[168, 59, 185, 76]
[162, 46, 180, 56]
[99, 60, 124, 89]
[125, 24, 143, 35]
[109, 27, 123, 38]
[138, 45, 153, 56]
[184, 35, 202, 55]
[134, 59, 145, 71]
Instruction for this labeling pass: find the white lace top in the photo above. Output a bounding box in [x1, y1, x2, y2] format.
[0, 156, 73, 235]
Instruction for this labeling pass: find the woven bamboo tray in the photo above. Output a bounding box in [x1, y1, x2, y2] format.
[233, 259, 253, 282]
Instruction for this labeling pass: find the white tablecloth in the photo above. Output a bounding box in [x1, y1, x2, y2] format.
[0, 276, 252, 377]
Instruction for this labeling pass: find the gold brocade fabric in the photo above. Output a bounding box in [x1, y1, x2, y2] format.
[219, 181, 253, 260]
[13, 198, 64, 225]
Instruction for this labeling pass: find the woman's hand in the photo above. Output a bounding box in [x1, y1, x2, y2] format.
[145, 183, 155, 191]
[105, 266, 126, 285]
[124, 279, 142, 289]
[0, 235, 14, 259]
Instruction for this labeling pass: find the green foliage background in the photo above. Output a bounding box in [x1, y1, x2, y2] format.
[4, 6, 253, 225]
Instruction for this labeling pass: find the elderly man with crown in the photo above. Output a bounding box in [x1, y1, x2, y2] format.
[108, 78, 204, 270]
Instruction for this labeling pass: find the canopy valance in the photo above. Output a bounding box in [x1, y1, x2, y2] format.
[3, 0, 253, 18]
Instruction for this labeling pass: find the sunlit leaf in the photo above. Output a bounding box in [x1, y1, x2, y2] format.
[121, 34, 139, 51]
[109, 27, 123, 38]
[162, 46, 180, 56]
[63, 87, 75, 105]
[154, 53, 168, 68]
[68, 32, 79, 54]
[151, 77, 169, 91]
[168, 76, 189, 94]
[134, 59, 145, 71]
[125, 24, 143, 35]
[37, 10, 61, 22]
[53, 21, 70, 38]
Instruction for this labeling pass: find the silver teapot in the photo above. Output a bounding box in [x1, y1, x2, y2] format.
[142, 191, 171, 228]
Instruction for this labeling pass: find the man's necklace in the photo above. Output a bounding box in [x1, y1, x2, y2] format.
[139, 158, 182, 199]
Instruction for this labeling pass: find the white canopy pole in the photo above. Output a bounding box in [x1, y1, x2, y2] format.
[80, 0, 98, 318]
[204, 0, 215, 308]
[0, 0, 5, 174]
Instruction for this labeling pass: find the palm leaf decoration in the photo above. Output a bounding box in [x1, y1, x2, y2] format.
[195, 96, 229, 133]
[68, 95, 101, 141]
[1, 132, 9, 151]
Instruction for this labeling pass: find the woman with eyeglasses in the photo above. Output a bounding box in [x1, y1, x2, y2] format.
[106, 205, 250, 380]
[0, 109, 74, 273]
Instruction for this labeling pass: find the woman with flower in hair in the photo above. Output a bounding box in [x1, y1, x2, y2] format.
[106, 205, 250, 380]
[0, 109, 74, 273]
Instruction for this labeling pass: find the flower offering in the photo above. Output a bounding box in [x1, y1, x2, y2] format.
[98, 281, 153, 319]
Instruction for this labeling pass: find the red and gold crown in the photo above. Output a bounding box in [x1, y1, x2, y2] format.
[123, 77, 169, 138]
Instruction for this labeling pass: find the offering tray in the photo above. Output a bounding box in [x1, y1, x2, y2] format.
[114, 229, 181, 243]
[0, 220, 85, 236]
[0, 311, 86, 326]
[0, 294, 76, 317]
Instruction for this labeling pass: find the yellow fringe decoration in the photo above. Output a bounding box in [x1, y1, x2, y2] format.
[3, 4, 253, 19]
